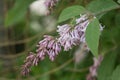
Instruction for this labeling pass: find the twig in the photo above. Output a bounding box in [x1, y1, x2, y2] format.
[26, 58, 73, 80]
[0, 29, 56, 47]
[65, 67, 89, 72]
[0, 29, 56, 59]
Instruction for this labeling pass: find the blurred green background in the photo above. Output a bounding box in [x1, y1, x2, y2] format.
[0, 0, 120, 80]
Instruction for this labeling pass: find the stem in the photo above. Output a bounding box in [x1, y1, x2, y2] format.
[26, 58, 73, 80]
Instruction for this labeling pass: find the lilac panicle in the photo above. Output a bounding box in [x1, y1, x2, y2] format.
[90, 55, 103, 76]
[21, 35, 61, 76]
[57, 14, 90, 51]
[57, 24, 80, 51]
[21, 14, 103, 76]
[21, 52, 36, 76]
[44, 0, 59, 10]
[86, 55, 103, 80]
[75, 14, 90, 43]
[36, 35, 61, 61]
[57, 24, 71, 36]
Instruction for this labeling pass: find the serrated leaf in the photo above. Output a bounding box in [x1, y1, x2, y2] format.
[98, 52, 117, 80]
[58, 5, 86, 23]
[86, 0, 119, 16]
[5, 0, 34, 27]
[85, 18, 100, 57]
[112, 65, 120, 80]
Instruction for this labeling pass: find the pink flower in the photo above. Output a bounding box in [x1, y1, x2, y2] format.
[57, 14, 90, 51]
[57, 24, 71, 36]
[86, 55, 103, 80]
[44, 0, 59, 11]
[75, 14, 90, 42]
[21, 52, 36, 76]
[57, 24, 80, 51]
[21, 35, 61, 76]
[36, 35, 61, 61]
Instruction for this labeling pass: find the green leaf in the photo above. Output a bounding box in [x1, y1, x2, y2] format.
[5, 0, 34, 27]
[98, 52, 117, 80]
[118, 0, 120, 4]
[85, 18, 100, 57]
[112, 65, 120, 80]
[86, 0, 119, 15]
[58, 5, 86, 23]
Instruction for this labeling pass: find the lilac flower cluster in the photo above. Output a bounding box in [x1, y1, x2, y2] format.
[21, 14, 102, 76]
[36, 35, 61, 61]
[86, 55, 103, 80]
[21, 35, 61, 75]
[44, 0, 59, 11]
[21, 52, 36, 76]
[57, 14, 89, 51]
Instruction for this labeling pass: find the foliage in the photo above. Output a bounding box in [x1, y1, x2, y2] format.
[58, 5, 86, 23]
[98, 51, 118, 80]
[5, 0, 34, 27]
[85, 18, 100, 57]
